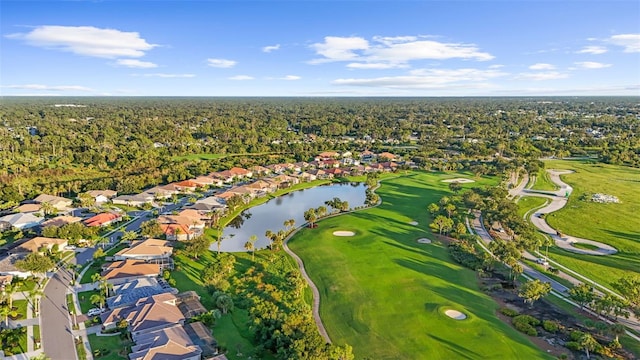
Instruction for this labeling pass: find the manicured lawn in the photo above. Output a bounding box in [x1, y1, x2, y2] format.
[570, 242, 600, 251]
[77, 290, 101, 314]
[288, 171, 551, 360]
[540, 160, 640, 288]
[531, 168, 559, 191]
[80, 261, 104, 284]
[0, 327, 27, 356]
[516, 196, 547, 218]
[13, 299, 28, 320]
[33, 325, 41, 344]
[88, 334, 129, 360]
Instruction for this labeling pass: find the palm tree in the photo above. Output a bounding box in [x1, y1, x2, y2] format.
[27, 286, 44, 316]
[609, 323, 626, 342]
[216, 225, 224, 254]
[215, 294, 234, 314]
[304, 208, 317, 228]
[0, 301, 17, 326]
[265, 230, 274, 250]
[316, 206, 327, 218]
[90, 293, 106, 310]
[244, 240, 255, 261]
[579, 332, 598, 359]
[1, 282, 16, 309]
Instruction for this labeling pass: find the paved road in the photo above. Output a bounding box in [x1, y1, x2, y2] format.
[41, 269, 77, 360]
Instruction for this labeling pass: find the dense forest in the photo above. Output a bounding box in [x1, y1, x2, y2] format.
[0, 97, 638, 207]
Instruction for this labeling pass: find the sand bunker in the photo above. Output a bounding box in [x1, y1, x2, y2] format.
[417, 238, 432, 244]
[442, 178, 475, 183]
[409, 221, 419, 226]
[333, 231, 355, 237]
[445, 310, 467, 320]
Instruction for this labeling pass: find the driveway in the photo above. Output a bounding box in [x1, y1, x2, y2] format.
[41, 268, 77, 360]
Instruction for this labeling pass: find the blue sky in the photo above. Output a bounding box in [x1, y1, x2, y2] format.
[1, 1, 639, 96]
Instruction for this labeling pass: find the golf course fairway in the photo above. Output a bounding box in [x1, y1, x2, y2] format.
[288, 171, 552, 360]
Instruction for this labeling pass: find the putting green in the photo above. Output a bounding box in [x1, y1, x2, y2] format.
[289, 171, 550, 360]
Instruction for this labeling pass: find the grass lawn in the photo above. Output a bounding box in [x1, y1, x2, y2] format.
[77, 290, 101, 314]
[0, 327, 27, 355]
[570, 242, 600, 251]
[531, 168, 559, 191]
[33, 325, 40, 344]
[539, 160, 640, 288]
[88, 334, 129, 360]
[12, 299, 28, 320]
[288, 171, 552, 360]
[516, 196, 547, 218]
[80, 261, 104, 284]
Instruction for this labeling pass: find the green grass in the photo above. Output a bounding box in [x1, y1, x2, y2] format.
[80, 261, 104, 284]
[0, 327, 28, 356]
[15, 277, 38, 292]
[539, 160, 640, 289]
[570, 242, 600, 251]
[516, 196, 547, 218]
[77, 290, 100, 314]
[531, 168, 559, 191]
[33, 325, 40, 344]
[288, 171, 552, 360]
[87, 334, 128, 360]
[13, 299, 28, 320]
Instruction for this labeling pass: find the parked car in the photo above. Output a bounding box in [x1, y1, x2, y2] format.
[87, 308, 104, 316]
[535, 258, 549, 266]
[64, 245, 76, 250]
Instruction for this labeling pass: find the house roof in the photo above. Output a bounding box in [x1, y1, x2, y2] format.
[15, 203, 42, 213]
[318, 151, 339, 158]
[102, 260, 160, 281]
[190, 176, 215, 185]
[41, 215, 83, 228]
[129, 324, 201, 360]
[102, 293, 183, 333]
[229, 167, 250, 176]
[113, 194, 154, 203]
[160, 224, 193, 237]
[84, 212, 121, 227]
[13, 237, 67, 254]
[0, 213, 44, 227]
[378, 152, 396, 160]
[86, 190, 117, 198]
[0, 254, 26, 274]
[173, 180, 199, 188]
[116, 239, 173, 258]
[0, 274, 14, 285]
[107, 278, 174, 309]
[33, 194, 72, 206]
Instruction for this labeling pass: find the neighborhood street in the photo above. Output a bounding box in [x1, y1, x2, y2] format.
[41, 268, 77, 360]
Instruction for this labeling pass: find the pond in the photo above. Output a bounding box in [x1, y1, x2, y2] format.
[212, 183, 367, 252]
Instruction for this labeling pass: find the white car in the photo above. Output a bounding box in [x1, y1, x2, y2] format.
[87, 308, 104, 316]
[535, 258, 549, 266]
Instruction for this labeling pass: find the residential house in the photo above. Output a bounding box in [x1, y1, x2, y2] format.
[325, 168, 349, 177]
[359, 150, 376, 162]
[295, 172, 317, 182]
[380, 161, 399, 172]
[0, 213, 44, 230]
[272, 174, 299, 188]
[190, 176, 216, 187]
[41, 215, 83, 228]
[173, 180, 200, 192]
[208, 171, 235, 184]
[378, 152, 397, 161]
[107, 278, 177, 309]
[101, 293, 184, 335]
[145, 186, 177, 200]
[184, 321, 219, 358]
[15, 203, 42, 213]
[191, 197, 227, 212]
[114, 239, 173, 261]
[11, 237, 68, 254]
[227, 185, 256, 200]
[229, 167, 252, 179]
[308, 169, 332, 180]
[129, 324, 202, 360]
[33, 194, 73, 211]
[86, 190, 118, 204]
[246, 180, 278, 195]
[158, 211, 204, 241]
[0, 254, 32, 278]
[112, 193, 154, 207]
[176, 291, 207, 318]
[315, 151, 340, 160]
[0, 274, 13, 288]
[101, 260, 160, 285]
[160, 224, 195, 241]
[249, 165, 271, 177]
[84, 212, 122, 227]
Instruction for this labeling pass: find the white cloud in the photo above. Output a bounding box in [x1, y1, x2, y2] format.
[207, 58, 237, 68]
[310, 36, 369, 63]
[132, 73, 195, 78]
[608, 34, 640, 53]
[4, 84, 93, 91]
[310, 35, 494, 67]
[228, 75, 254, 80]
[346, 62, 408, 69]
[517, 71, 569, 81]
[280, 75, 301, 80]
[115, 59, 158, 68]
[5, 25, 157, 58]
[489, 64, 504, 69]
[262, 44, 280, 53]
[332, 68, 506, 89]
[576, 45, 608, 55]
[574, 61, 612, 69]
[528, 63, 555, 70]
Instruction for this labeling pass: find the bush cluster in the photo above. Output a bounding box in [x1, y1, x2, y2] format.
[499, 308, 519, 317]
[542, 320, 560, 333]
[448, 241, 483, 270]
[512, 315, 540, 336]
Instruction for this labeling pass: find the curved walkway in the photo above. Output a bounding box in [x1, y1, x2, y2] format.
[516, 169, 617, 256]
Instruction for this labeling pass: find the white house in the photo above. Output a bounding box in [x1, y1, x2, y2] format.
[0, 213, 44, 230]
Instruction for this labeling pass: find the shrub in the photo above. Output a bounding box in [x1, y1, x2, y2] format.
[499, 308, 519, 317]
[512, 315, 540, 336]
[542, 320, 560, 333]
[565, 341, 581, 351]
[570, 330, 585, 341]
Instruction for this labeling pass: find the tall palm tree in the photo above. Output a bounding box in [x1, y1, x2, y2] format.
[0, 301, 17, 326]
[90, 293, 106, 310]
[27, 286, 44, 316]
[1, 282, 16, 309]
[244, 241, 255, 261]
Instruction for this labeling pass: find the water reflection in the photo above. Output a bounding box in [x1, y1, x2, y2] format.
[212, 183, 367, 252]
